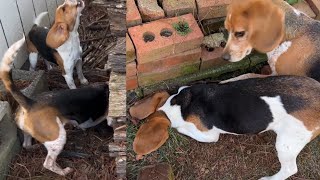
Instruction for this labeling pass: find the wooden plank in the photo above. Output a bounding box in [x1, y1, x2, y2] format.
[46, 0, 58, 25]
[116, 156, 126, 176]
[33, 0, 50, 27]
[109, 151, 126, 157]
[108, 72, 126, 117]
[17, 0, 36, 34]
[109, 142, 126, 152]
[108, 37, 125, 73]
[114, 130, 126, 142]
[0, 22, 8, 64]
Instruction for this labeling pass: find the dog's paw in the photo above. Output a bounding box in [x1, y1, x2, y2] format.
[80, 78, 89, 85]
[62, 167, 73, 175]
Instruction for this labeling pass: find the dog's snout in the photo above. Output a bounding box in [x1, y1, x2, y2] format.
[222, 53, 231, 61]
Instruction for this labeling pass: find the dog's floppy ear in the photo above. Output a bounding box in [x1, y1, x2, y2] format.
[129, 91, 170, 120]
[247, 0, 285, 52]
[46, 22, 70, 49]
[133, 111, 170, 159]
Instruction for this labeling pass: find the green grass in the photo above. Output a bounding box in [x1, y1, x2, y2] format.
[286, 0, 299, 5]
[173, 20, 192, 36]
[127, 121, 190, 179]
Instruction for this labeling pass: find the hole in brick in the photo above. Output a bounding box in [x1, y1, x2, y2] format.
[205, 46, 215, 52]
[160, 29, 173, 37]
[143, 32, 155, 42]
[220, 41, 226, 48]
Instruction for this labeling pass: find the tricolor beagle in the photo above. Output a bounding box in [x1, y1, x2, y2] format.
[130, 76, 320, 180]
[26, 0, 87, 89]
[221, 0, 320, 83]
[0, 37, 111, 175]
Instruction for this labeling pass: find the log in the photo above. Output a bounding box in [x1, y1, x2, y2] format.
[114, 129, 126, 142]
[109, 142, 126, 152]
[137, 53, 267, 96]
[109, 151, 126, 157]
[116, 156, 126, 177]
[108, 72, 126, 117]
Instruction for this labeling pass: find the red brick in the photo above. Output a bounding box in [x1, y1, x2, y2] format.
[138, 48, 201, 73]
[126, 33, 136, 63]
[137, 0, 165, 21]
[306, 0, 320, 19]
[138, 59, 200, 86]
[127, 76, 138, 90]
[127, 61, 137, 77]
[293, 0, 316, 18]
[127, 0, 142, 27]
[162, 0, 197, 17]
[196, 0, 231, 20]
[128, 14, 204, 64]
[200, 47, 228, 70]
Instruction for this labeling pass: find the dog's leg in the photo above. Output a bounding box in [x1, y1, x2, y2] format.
[29, 53, 38, 71]
[259, 133, 310, 180]
[63, 67, 76, 89]
[43, 117, 73, 176]
[220, 73, 270, 84]
[177, 123, 220, 143]
[44, 60, 53, 70]
[23, 132, 32, 148]
[78, 116, 106, 129]
[75, 59, 88, 85]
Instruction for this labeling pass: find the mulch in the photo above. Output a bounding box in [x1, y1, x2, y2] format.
[5, 0, 118, 179]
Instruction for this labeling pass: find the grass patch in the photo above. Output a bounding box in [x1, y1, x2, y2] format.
[127, 120, 190, 179]
[286, 0, 299, 5]
[173, 20, 192, 36]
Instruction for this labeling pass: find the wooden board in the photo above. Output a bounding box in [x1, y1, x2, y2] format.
[108, 71, 126, 117]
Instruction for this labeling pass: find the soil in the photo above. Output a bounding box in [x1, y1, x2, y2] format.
[5, 0, 118, 179]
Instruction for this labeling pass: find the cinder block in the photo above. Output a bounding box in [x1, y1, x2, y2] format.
[196, 0, 231, 20]
[138, 59, 200, 86]
[200, 47, 228, 70]
[127, 0, 142, 27]
[137, 0, 165, 21]
[128, 14, 204, 64]
[127, 76, 138, 90]
[137, 48, 201, 73]
[162, 0, 197, 17]
[126, 33, 136, 63]
[127, 61, 137, 77]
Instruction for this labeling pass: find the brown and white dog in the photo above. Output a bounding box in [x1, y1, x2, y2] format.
[221, 0, 320, 83]
[0, 37, 111, 175]
[130, 76, 320, 180]
[26, 0, 87, 89]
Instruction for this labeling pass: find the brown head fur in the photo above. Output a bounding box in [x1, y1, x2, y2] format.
[46, 0, 84, 48]
[223, 0, 285, 62]
[133, 111, 171, 158]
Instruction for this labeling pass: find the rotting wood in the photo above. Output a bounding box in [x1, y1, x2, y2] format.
[114, 130, 126, 142]
[109, 143, 126, 152]
[109, 151, 126, 157]
[137, 53, 268, 96]
[108, 72, 126, 117]
[116, 156, 126, 178]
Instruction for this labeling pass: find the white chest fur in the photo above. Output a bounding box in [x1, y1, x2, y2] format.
[266, 41, 292, 75]
[56, 31, 82, 63]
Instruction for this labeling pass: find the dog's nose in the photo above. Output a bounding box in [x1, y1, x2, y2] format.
[222, 53, 231, 61]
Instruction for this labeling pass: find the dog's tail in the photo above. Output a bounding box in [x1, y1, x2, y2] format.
[0, 37, 34, 110]
[34, 12, 48, 26]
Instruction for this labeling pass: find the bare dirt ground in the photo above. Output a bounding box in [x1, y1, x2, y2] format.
[5, 0, 120, 179]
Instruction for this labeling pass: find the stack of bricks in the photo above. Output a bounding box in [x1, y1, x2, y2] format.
[125, 0, 233, 90]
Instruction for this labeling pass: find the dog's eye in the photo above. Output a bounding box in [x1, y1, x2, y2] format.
[234, 31, 245, 38]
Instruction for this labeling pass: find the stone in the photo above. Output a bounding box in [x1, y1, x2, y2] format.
[293, 0, 316, 18]
[137, 48, 201, 73]
[200, 47, 227, 70]
[126, 33, 136, 64]
[137, 0, 165, 21]
[128, 13, 204, 64]
[138, 163, 174, 180]
[202, 33, 226, 49]
[127, 0, 142, 27]
[162, 0, 197, 17]
[196, 0, 232, 20]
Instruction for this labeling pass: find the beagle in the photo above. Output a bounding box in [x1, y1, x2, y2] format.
[130, 76, 320, 179]
[221, 0, 320, 83]
[0, 38, 111, 175]
[26, 0, 87, 89]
